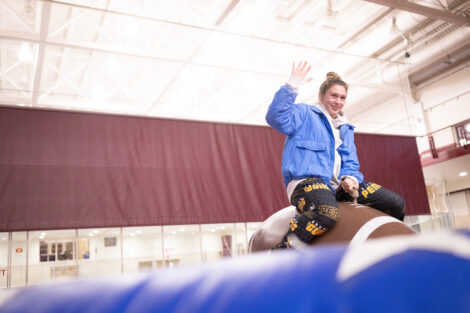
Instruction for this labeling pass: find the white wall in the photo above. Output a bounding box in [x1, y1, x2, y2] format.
[90, 236, 121, 260]
[449, 190, 470, 217]
[416, 65, 470, 151]
[417, 64, 470, 227]
[447, 180, 470, 193]
[449, 190, 470, 230]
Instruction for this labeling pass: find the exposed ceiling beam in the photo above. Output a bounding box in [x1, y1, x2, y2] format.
[363, 0, 470, 26]
[412, 55, 470, 88]
[76, 0, 112, 97]
[31, 1, 51, 106]
[407, 26, 470, 74]
[371, 19, 438, 59]
[0, 34, 286, 77]
[0, 0, 35, 33]
[37, 0, 404, 63]
[215, 0, 240, 26]
[337, 7, 394, 51]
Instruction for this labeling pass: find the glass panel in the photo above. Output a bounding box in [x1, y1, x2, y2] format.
[450, 190, 470, 230]
[404, 213, 455, 233]
[77, 228, 121, 279]
[233, 223, 248, 256]
[11, 232, 27, 287]
[28, 229, 77, 286]
[122, 226, 163, 273]
[200, 223, 235, 262]
[0, 233, 7, 288]
[163, 225, 201, 267]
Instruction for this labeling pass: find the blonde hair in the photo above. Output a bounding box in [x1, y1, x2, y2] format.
[319, 72, 349, 95]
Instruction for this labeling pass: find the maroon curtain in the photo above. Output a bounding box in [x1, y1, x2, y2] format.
[0, 107, 429, 231]
[355, 133, 429, 216]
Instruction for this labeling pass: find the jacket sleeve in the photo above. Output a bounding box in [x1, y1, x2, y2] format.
[265, 85, 307, 136]
[338, 125, 364, 183]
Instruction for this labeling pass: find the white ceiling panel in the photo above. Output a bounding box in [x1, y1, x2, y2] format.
[1, 0, 469, 134]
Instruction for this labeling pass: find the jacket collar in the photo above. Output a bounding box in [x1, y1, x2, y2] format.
[308, 103, 355, 129]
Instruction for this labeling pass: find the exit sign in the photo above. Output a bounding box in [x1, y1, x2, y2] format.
[16, 248, 23, 253]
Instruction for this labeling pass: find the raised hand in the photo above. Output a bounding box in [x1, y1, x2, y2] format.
[291, 61, 312, 82]
[286, 60, 312, 90]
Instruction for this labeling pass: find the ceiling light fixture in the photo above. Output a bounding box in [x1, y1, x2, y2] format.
[390, 16, 399, 34]
[459, 171, 468, 177]
[389, 15, 411, 57]
[22, 0, 35, 21]
[326, 0, 338, 18]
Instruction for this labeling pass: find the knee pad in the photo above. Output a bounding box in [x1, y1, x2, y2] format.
[288, 207, 339, 243]
[291, 177, 335, 206]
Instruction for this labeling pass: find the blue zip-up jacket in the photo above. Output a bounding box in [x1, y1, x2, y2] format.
[266, 85, 364, 189]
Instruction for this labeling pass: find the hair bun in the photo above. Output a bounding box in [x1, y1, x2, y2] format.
[319, 71, 349, 95]
[326, 72, 341, 81]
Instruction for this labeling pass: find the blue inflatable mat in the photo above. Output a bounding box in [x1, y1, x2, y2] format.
[1, 231, 469, 313]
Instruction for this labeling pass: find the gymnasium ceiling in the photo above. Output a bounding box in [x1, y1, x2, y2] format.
[1, 0, 470, 135]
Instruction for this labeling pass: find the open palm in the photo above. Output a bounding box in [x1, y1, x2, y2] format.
[291, 61, 312, 82]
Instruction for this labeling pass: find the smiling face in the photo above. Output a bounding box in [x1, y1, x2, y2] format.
[319, 84, 347, 119]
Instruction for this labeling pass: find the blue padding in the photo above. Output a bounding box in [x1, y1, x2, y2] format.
[1, 231, 470, 313]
